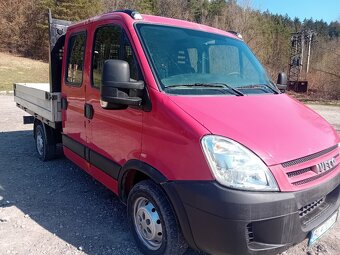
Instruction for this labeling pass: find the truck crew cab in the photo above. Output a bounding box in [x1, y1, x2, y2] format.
[14, 10, 339, 255]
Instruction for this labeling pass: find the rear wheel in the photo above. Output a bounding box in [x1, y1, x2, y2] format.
[35, 122, 56, 161]
[127, 180, 188, 255]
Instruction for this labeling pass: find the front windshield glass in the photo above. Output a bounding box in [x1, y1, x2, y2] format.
[137, 24, 277, 95]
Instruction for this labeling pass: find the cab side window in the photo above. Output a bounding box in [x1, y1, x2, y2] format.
[92, 26, 121, 88]
[92, 25, 140, 88]
[122, 36, 139, 81]
[66, 32, 86, 85]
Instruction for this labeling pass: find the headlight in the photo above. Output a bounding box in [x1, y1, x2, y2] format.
[201, 135, 279, 191]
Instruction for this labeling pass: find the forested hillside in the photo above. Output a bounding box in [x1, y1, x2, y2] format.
[0, 0, 339, 99]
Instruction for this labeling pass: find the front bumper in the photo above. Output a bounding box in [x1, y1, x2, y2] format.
[162, 173, 340, 255]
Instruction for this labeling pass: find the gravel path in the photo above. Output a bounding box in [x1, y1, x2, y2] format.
[0, 95, 339, 255]
[306, 104, 340, 132]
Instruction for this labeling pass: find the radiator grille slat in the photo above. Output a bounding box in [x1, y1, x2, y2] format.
[287, 167, 311, 178]
[282, 145, 338, 168]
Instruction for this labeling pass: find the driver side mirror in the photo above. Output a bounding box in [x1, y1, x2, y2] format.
[276, 72, 287, 93]
[101, 60, 144, 109]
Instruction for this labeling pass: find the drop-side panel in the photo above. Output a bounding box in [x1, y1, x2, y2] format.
[13, 83, 62, 125]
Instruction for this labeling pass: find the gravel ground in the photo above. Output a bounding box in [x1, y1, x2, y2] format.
[0, 95, 339, 255]
[307, 104, 340, 132]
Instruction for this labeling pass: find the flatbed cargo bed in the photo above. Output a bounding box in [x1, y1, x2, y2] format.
[13, 83, 62, 128]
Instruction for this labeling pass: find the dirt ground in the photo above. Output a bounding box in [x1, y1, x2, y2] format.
[0, 95, 339, 255]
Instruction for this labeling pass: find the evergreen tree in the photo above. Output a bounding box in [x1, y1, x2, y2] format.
[138, 0, 156, 14]
[0, 0, 339, 98]
[51, 0, 102, 21]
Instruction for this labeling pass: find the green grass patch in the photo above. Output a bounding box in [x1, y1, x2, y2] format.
[0, 52, 49, 91]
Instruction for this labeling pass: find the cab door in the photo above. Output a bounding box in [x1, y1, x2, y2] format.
[61, 29, 90, 173]
[84, 20, 143, 192]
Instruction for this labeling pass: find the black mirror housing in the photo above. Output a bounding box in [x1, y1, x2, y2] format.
[276, 72, 288, 93]
[100, 59, 144, 109]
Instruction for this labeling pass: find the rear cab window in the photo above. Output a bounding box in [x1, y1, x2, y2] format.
[209, 45, 240, 75]
[65, 32, 87, 86]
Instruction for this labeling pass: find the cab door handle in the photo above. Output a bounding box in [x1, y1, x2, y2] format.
[61, 97, 68, 110]
[84, 103, 94, 119]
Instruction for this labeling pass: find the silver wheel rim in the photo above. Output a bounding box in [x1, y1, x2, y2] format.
[36, 128, 44, 156]
[133, 197, 163, 250]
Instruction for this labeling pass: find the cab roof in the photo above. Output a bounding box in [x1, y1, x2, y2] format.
[67, 10, 240, 40]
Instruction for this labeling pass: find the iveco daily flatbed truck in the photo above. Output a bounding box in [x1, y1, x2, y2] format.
[14, 10, 339, 255]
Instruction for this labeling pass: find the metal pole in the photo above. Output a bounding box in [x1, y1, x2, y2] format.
[306, 32, 312, 74]
[300, 31, 304, 80]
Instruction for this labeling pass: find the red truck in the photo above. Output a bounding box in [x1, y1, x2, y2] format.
[14, 10, 339, 255]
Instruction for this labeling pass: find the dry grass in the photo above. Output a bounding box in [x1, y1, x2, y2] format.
[0, 52, 49, 91]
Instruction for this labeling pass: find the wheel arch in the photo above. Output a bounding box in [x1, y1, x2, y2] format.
[118, 159, 198, 250]
[33, 118, 61, 144]
[118, 159, 168, 203]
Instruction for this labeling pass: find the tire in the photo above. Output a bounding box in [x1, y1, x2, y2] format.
[127, 180, 188, 255]
[35, 123, 56, 161]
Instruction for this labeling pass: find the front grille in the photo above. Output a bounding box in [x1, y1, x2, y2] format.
[299, 197, 325, 217]
[292, 164, 338, 186]
[283, 150, 339, 187]
[282, 145, 338, 168]
[246, 223, 254, 243]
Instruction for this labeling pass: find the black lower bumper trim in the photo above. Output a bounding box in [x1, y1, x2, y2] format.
[163, 174, 340, 255]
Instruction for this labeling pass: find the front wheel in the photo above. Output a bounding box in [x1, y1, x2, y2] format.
[127, 180, 188, 255]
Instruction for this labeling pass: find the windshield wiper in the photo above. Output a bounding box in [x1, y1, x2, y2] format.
[165, 83, 244, 96]
[210, 83, 244, 96]
[236, 84, 279, 94]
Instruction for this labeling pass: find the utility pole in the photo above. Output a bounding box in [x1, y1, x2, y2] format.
[306, 31, 316, 74]
[287, 30, 316, 92]
[301, 31, 304, 77]
[288, 32, 303, 83]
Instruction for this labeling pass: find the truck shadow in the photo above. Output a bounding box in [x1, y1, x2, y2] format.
[0, 130, 201, 255]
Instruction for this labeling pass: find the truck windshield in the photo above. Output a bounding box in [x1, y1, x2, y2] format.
[136, 24, 278, 95]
